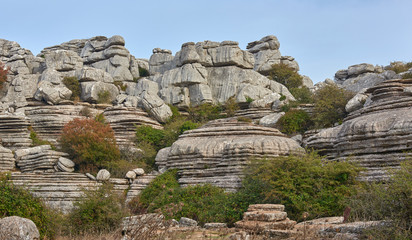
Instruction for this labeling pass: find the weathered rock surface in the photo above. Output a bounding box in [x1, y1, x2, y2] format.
[0, 145, 15, 172]
[96, 169, 110, 181]
[14, 145, 69, 173]
[0, 216, 40, 240]
[125, 172, 158, 203]
[0, 114, 31, 150]
[306, 78, 412, 181]
[156, 118, 303, 191]
[11, 172, 129, 213]
[259, 112, 285, 127]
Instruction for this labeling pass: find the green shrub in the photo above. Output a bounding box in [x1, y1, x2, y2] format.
[188, 103, 223, 123]
[402, 72, 412, 79]
[113, 81, 127, 91]
[276, 110, 313, 134]
[237, 117, 252, 123]
[312, 84, 354, 128]
[241, 152, 361, 221]
[268, 63, 303, 89]
[28, 126, 56, 150]
[97, 90, 112, 104]
[224, 97, 240, 117]
[94, 113, 106, 124]
[385, 61, 412, 74]
[139, 67, 150, 77]
[135, 125, 165, 151]
[348, 160, 412, 239]
[67, 183, 127, 235]
[279, 94, 286, 101]
[60, 118, 120, 172]
[245, 96, 254, 104]
[62, 76, 81, 101]
[0, 173, 57, 239]
[289, 86, 313, 104]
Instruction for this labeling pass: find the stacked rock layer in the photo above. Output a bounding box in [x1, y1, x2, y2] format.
[0, 115, 31, 150]
[156, 119, 303, 191]
[306, 78, 412, 181]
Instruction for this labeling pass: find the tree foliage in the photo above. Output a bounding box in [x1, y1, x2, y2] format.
[268, 63, 303, 89]
[0, 61, 9, 89]
[60, 118, 120, 172]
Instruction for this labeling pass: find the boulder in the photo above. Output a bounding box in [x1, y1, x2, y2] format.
[345, 89, 369, 113]
[0, 115, 31, 151]
[179, 217, 198, 227]
[76, 66, 113, 82]
[80, 81, 119, 103]
[0, 216, 40, 240]
[125, 170, 137, 180]
[56, 157, 75, 172]
[149, 48, 175, 75]
[141, 92, 173, 123]
[259, 112, 285, 127]
[96, 169, 110, 181]
[44, 50, 83, 71]
[14, 145, 68, 173]
[133, 168, 145, 176]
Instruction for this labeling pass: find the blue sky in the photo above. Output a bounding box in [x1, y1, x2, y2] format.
[2, 0, 411, 83]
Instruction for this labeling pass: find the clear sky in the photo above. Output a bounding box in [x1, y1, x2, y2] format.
[2, 0, 411, 83]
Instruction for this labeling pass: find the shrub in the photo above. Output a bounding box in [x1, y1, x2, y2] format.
[0, 62, 9, 89]
[188, 103, 223, 123]
[402, 72, 412, 79]
[139, 67, 150, 77]
[28, 126, 56, 150]
[348, 160, 412, 239]
[241, 152, 361, 221]
[224, 97, 240, 117]
[67, 183, 127, 235]
[79, 106, 93, 118]
[312, 84, 354, 128]
[245, 96, 254, 104]
[62, 76, 81, 101]
[60, 118, 120, 172]
[94, 113, 106, 124]
[289, 86, 313, 104]
[276, 110, 313, 134]
[97, 90, 112, 104]
[268, 63, 303, 89]
[0, 173, 57, 239]
[113, 81, 127, 91]
[385, 61, 412, 74]
[135, 125, 165, 151]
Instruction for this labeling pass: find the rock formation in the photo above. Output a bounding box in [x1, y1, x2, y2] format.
[14, 145, 69, 173]
[306, 78, 412, 181]
[0, 216, 40, 240]
[156, 118, 303, 191]
[0, 114, 31, 150]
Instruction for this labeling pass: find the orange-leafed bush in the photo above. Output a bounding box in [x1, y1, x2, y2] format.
[60, 118, 120, 172]
[0, 62, 9, 89]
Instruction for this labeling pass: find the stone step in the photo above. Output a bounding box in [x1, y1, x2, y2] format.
[243, 211, 287, 222]
[234, 219, 296, 231]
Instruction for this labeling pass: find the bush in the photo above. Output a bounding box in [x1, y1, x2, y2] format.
[79, 106, 93, 118]
[67, 183, 127, 235]
[62, 76, 81, 101]
[113, 81, 127, 91]
[0, 62, 9, 89]
[385, 61, 412, 74]
[224, 97, 240, 117]
[28, 126, 56, 150]
[97, 90, 112, 104]
[188, 103, 223, 123]
[240, 152, 361, 221]
[276, 110, 313, 134]
[348, 160, 412, 239]
[135, 125, 165, 151]
[139, 67, 150, 77]
[312, 84, 354, 128]
[0, 173, 57, 239]
[268, 63, 303, 89]
[402, 72, 412, 79]
[289, 86, 313, 104]
[60, 118, 120, 172]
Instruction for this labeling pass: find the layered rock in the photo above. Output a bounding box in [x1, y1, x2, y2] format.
[0, 145, 15, 172]
[14, 145, 69, 173]
[11, 172, 129, 213]
[103, 106, 162, 149]
[125, 172, 159, 203]
[156, 119, 303, 191]
[306, 78, 412, 181]
[0, 114, 31, 150]
[234, 204, 297, 239]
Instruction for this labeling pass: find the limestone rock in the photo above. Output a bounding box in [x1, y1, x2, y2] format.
[2, 74, 40, 108]
[0, 145, 15, 172]
[40, 38, 89, 56]
[345, 89, 370, 113]
[156, 119, 303, 191]
[249, 93, 281, 108]
[204, 223, 228, 229]
[76, 66, 114, 83]
[14, 145, 68, 173]
[155, 147, 171, 170]
[125, 170, 137, 180]
[149, 48, 175, 75]
[44, 50, 83, 71]
[0, 216, 40, 240]
[80, 81, 119, 103]
[179, 217, 198, 227]
[141, 92, 172, 123]
[57, 157, 75, 172]
[96, 169, 111, 181]
[133, 168, 145, 176]
[302, 75, 314, 90]
[306, 78, 412, 181]
[34, 69, 72, 104]
[0, 115, 31, 150]
[125, 172, 159, 203]
[259, 112, 285, 127]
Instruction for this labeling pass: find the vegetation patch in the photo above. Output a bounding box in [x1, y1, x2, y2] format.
[385, 61, 412, 74]
[276, 110, 312, 134]
[268, 63, 303, 89]
[0, 61, 9, 89]
[28, 126, 56, 150]
[113, 81, 127, 91]
[97, 90, 112, 104]
[62, 76, 81, 101]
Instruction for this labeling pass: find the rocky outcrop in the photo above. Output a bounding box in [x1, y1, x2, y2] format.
[0, 145, 15, 172]
[0, 216, 40, 240]
[335, 63, 399, 92]
[14, 145, 69, 173]
[156, 118, 303, 191]
[234, 204, 297, 239]
[247, 35, 299, 74]
[11, 172, 129, 213]
[0, 114, 31, 150]
[103, 106, 162, 149]
[306, 78, 412, 181]
[125, 172, 158, 203]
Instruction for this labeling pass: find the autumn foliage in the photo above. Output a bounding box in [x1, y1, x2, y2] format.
[60, 118, 120, 171]
[0, 61, 9, 89]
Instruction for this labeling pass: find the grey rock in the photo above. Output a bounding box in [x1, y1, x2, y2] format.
[76, 66, 113, 82]
[96, 169, 110, 181]
[0, 216, 40, 240]
[133, 168, 145, 176]
[15, 145, 69, 173]
[259, 112, 285, 127]
[141, 92, 172, 123]
[204, 223, 228, 229]
[155, 147, 171, 170]
[345, 89, 369, 112]
[0, 115, 31, 151]
[347, 63, 375, 77]
[0, 145, 15, 172]
[44, 50, 83, 71]
[149, 48, 175, 75]
[85, 173, 96, 180]
[179, 217, 198, 227]
[302, 75, 314, 90]
[80, 81, 119, 103]
[125, 170, 137, 179]
[249, 93, 281, 108]
[104, 35, 125, 47]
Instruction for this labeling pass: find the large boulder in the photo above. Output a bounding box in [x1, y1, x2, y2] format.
[156, 118, 303, 191]
[0, 216, 40, 240]
[44, 50, 83, 71]
[80, 81, 119, 103]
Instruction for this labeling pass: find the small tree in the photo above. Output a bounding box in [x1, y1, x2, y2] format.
[268, 63, 303, 89]
[60, 118, 120, 172]
[0, 61, 9, 89]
